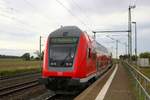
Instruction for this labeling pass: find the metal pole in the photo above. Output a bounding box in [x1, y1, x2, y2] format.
[128, 5, 136, 61]
[132, 22, 137, 64]
[39, 36, 42, 61]
[135, 22, 137, 61]
[125, 43, 127, 55]
[93, 31, 96, 40]
[116, 40, 118, 59]
[128, 7, 132, 60]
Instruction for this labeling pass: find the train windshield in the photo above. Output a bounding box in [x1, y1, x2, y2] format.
[49, 37, 78, 67]
[49, 44, 76, 61]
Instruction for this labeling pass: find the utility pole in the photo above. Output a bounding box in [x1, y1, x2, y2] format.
[116, 40, 118, 59]
[93, 31, 96, 40]
[135, 22, 137, 58]
[128, 5, 136, 61]
[39, 36, 42, 61]
[125, 42, 127, 55]
[132, 22, 137, 57]
[132, 22, 137, 64]
[105, 35, 119, 59]
[128, 6, 131, 59]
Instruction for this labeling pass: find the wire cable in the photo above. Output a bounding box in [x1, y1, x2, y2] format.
[55, 0, 92, 32]
[70, 0, 94, 29]
[23, 0, 59, 27]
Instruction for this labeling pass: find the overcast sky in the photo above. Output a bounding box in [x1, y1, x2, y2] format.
[0, 0, 150, 57]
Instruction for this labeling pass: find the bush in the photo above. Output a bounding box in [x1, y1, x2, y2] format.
[139, 52, 150, 62]
[131, 55, 138, 61]
[21, 53, 30, 60]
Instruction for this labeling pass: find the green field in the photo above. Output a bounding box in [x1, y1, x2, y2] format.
[0, 58, 42, 76]
[132, 64, 150, 78]
[137, 67, 150, 78]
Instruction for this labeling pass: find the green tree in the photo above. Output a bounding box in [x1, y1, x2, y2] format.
[139, 52, 150, 62]
[139, 52, 150, 58]
[21, 53, 30, 60]
[30, 56, 34, 60]
[34, 50, 44, 60]
[131, 55, 137, 61]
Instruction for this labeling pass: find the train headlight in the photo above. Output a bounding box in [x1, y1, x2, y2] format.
[69, 63, 72, 66]
[66, 63, 69, 66]
[50, 62, 56, 66]
[65, 62, 72, 67]
[50, 62, 53, 65]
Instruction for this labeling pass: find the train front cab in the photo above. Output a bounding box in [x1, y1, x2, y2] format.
[39, 32, 98, 90]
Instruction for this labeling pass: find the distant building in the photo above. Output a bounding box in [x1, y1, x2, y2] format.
[138, 58, 150, 67]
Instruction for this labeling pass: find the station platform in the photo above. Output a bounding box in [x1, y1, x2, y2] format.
[75, 63, 136, 100]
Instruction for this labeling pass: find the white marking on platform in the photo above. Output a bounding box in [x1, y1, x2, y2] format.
[95, 64, 118, 100]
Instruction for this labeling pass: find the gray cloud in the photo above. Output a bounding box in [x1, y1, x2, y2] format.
[69, 0, 150, 15]
[69, 0, 130, 15]
[0, 0, 149, 56]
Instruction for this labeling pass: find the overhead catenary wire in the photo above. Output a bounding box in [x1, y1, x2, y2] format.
[105, 35, 127, 47]
[1, 0, 51, 33]
[23, 0, 59, 27]
[0, 12, 39, 33]
[0, 3, 20, 13]
[0, 1, 40, 32]
[55, 0, 92, 32]
[70, 0, 94, 29]
[2, 0, 92, 33]
[0, 6, 12, 13]
[129, 0, 137, 6]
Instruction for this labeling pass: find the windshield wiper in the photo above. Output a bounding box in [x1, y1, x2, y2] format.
[60, 49, 71, 66]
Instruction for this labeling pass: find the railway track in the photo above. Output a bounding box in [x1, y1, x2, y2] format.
[0, 71, 40, 80]
[0, 79, 39, 97]
[33, 90, 81, 100]
[0, 72, 40, 88]
[47, 93, 77, 100]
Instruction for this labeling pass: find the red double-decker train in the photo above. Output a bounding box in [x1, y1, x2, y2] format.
[40, 26, 112, 91]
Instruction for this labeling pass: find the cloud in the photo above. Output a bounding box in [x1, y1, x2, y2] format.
[0, 0, 149, 56]
[0, 48, 35, 56]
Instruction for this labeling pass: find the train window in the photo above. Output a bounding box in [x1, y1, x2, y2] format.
[49, 44, 76, 61]
[49, 44, 77, 67]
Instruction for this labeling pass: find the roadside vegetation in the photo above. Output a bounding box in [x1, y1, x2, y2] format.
[131, 64, 150, 78]
[0, 58, 42, 77]
[0, 51, 43, 77]
[120, 52, 150, 78]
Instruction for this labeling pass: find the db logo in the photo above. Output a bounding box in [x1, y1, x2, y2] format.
[57, 72, 63, 76]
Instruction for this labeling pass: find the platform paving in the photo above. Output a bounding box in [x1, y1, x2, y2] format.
[103, 63, 136, 100]
[75, 65, 115, 100]
[75, 63, 136, 100]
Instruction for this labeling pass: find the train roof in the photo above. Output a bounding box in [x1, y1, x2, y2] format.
[49, 26, 111, 55]
[49, 26, 82, 37]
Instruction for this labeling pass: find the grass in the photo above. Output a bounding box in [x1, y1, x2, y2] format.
[133, 64, 150, 96]
[129, 62, 150, 97]
[122, 62, 150, 99]
[131, 63, 150, 78]
[138, 68, 150, 78]
[0, 58, 42, 76]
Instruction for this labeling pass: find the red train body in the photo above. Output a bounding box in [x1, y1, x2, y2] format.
[40, 26, 112, 91]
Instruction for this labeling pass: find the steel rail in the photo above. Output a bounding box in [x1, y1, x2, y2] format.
[0, 80, 39, 96]
[0, 71, 40, 80]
